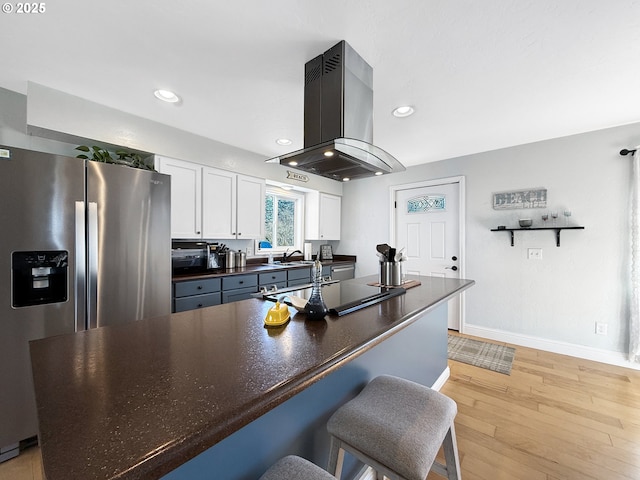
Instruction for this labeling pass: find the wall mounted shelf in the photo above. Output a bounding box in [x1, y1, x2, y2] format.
[490, 226, 585, 247]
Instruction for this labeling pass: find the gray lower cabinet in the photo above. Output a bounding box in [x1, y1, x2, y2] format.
[322, 265, 331, 278]
[173, 278, 222, 313]
[259, 271, 287, 291]
[221, 274, 258, 303]
[287, 267, 312, 287]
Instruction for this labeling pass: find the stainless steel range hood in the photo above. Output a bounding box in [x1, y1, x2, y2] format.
[267, 41, 405, 181]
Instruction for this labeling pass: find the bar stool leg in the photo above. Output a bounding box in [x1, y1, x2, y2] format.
[442, 423, 462, 480]
[327, 436, 345, 478]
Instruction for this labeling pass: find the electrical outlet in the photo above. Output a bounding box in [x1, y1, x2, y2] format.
[595, 322, 608, 335]
[527, 248, 543, 260]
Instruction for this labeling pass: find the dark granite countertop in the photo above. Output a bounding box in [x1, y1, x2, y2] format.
[30, 275, 474, 480]
[172, 256, 356, 282]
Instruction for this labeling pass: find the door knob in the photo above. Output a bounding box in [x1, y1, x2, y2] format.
[445, 266, 458, 271]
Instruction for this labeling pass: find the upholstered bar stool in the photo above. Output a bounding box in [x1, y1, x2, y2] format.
[327, 375, 462, 480]
[259, 455, 336, 480]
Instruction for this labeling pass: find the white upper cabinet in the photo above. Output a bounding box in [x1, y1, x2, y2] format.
[157, 156, 265, 240]
[305, 192, 341, 240]
[155, 156, 202, 238]
[236, 174, 266, 239]
[202, 167, 236, 238]
[202, 168, 265, 240]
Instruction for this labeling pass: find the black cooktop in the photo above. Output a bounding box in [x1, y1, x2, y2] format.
[264, 281, 406, 316]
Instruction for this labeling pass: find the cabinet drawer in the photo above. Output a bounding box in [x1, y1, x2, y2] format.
[287, 267, 311, 283]
[287, 277, 311, 287]
[222, 287, 258, 304]
[259, 271, 287, 286]
[174, 292, 222, 312]
[174, 278, 221, 298]
[222, 274, 258, 291]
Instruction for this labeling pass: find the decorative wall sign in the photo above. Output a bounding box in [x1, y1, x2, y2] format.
[493, 188, 547, 210]
[287, 170, 309, 182]
[407, 194, 446, 213]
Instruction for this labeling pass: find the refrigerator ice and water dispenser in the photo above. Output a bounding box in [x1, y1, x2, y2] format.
[12, 251, 68, 307]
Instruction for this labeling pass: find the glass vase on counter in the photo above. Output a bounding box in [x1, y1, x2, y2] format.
[304, 258, 328, 320]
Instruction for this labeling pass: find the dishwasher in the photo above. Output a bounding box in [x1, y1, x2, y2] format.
[330, 263, 355, 281]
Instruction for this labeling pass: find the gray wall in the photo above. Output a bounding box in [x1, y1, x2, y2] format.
[341, 122, 639, 360]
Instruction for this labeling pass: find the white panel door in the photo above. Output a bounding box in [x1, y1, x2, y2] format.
[395, 182, 461, 329]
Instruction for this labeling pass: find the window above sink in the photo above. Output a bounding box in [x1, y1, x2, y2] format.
[257, 185, 305, 256]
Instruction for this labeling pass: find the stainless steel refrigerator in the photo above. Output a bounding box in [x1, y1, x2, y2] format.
[0, 145, 171, 460]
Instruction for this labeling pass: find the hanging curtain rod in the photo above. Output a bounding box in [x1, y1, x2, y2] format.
[620, 148, 637, 156]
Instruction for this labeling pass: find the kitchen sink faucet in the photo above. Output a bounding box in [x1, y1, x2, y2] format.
[282, 249, 303, 262]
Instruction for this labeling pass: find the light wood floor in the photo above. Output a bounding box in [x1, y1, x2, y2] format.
[429, 333, 640, 480]
[2, 333, 639, 480]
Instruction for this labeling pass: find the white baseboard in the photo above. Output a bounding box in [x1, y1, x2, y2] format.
[463, 324, 640, 371]
[431, 366, 450, 391]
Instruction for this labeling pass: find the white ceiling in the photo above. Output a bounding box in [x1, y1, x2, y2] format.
[2, 0, 640, 167]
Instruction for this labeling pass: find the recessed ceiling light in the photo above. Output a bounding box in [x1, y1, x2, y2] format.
[276, 138, 292, 146]
[324, 151, 334, 157]
[288, 160, 298, 166]
[154, 89, 180, 103]
[392, 105, 415, 118]
[375, 171, 383, 176]
[343, 177, 350, 182]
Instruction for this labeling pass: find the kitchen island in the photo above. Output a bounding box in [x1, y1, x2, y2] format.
[30, 275, 474, 480]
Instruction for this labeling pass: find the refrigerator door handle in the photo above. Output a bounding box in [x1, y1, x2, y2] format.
[75, 201, 87, 332]
[87, 202, 99, 330]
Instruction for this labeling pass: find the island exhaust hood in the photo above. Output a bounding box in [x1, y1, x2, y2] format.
[267, 41, 405, 181]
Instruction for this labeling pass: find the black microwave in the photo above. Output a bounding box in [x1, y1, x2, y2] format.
[171, 241, 221, 274]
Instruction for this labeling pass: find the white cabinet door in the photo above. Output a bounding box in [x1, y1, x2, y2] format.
[156, 156, 202, 238]
[158, 160, 265, 241]
[236, 174, 265, 239]
[319, 193, 341, 240]
[202, 167, 236, 239]
[306, 192, 341, 240]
